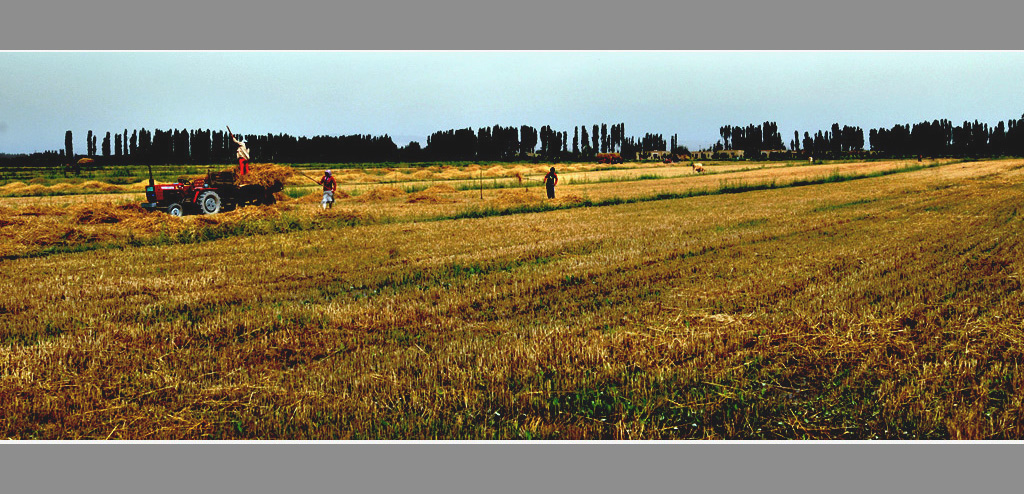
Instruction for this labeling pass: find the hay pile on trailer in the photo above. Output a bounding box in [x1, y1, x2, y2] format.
[233, 163, 296, 187]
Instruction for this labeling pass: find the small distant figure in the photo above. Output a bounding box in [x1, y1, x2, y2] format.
[542, 167, 558, 199]
[692, 162, 705, 173]
[918, 154, 923, 162]
[318, 169, 336, 209]
[228, 126, 250, 175]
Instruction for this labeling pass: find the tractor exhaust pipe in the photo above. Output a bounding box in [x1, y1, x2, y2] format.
[147, 162, 155, 188]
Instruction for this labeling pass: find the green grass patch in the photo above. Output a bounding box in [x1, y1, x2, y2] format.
[283, 186, 313, 199]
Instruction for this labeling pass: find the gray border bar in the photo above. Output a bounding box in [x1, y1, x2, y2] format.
[2, 1, 1022, 49]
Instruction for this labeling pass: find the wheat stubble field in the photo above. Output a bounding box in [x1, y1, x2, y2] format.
[2, 158, 1023, 439]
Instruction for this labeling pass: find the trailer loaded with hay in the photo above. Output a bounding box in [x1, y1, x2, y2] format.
[141, 165, 287, 216]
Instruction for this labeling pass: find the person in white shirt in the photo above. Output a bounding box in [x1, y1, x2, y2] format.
[318, 170, 337, 209]
[228, 126, 250, 175]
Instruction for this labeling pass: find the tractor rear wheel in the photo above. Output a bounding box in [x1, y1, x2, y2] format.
[167, 203, 184, 217]
[197, 191, 222, 215]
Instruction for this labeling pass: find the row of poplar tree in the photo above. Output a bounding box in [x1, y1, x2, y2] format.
[9, 114, 1024, 168]
[54, 123, 657, 165]
[713, 117, 1024, 159]
[714, 122, 866, 158]
[423, 123, 667, 161]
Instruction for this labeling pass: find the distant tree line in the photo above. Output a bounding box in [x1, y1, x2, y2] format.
[718, 122, 787, 155]
[38, 128, 403, 168]
[424, 123, 640, 161]
[708, 116, 1024, 159]
[868, 117, 1024, 158]
[6, 113, 1024, 169]
[36, 123, 648, 167]
[791, 124, 866, 159]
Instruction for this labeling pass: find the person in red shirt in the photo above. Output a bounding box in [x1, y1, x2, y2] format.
[318, 169, 337, 209]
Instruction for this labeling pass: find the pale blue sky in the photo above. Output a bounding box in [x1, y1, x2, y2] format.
[2, 51, 1023, 154]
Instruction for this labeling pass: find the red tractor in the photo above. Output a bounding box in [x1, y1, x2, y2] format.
[141, 168, 281, 216]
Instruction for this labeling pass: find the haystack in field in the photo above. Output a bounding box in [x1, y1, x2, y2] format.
[80, 181, 121, 192]
[18, 222, 100, 247]
[69, 204, 124, 224]
[438, 169, 472, 180]
[4, 184, 51, 196]
[404, 183, 460, 203]
[0, 182, 27, 192]
[422, 184, 457, 194]
[483, 165, 511, 178]
[297, 189, 350, 203]
[406, 191, 459, 204]
[316, 207, 373, 222]
[296, 190, 319, 202]
[356, 185, 407, 203]
[68, 202, 149, 225]
[219, 204, 282, 223]
[553, 193, 586, 205]
[510, 165, 535, 177]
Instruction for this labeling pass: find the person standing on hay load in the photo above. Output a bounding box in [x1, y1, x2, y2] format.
[318, 169, 337, 209]
[227, 126, 250, 176]
[542, 167, 558, 199]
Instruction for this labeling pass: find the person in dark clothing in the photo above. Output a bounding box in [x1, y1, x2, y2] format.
[542, 167, 558, 199]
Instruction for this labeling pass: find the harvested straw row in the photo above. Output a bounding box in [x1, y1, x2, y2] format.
[356, 185, 407, 203]
[0, 181, 124, 196]
[69, 203, 148, 225]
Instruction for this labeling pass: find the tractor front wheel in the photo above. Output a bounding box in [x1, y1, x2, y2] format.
[166, 203, 184, 217]
[197, 191, 222, 215]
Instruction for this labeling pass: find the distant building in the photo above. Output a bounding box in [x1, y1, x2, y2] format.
[759, 149, 789, 159]
[691, 149, 744, 160]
